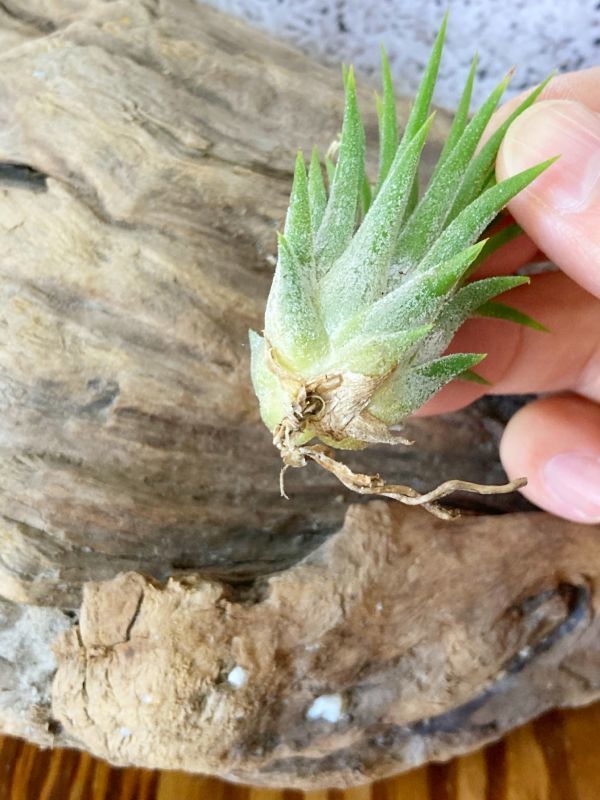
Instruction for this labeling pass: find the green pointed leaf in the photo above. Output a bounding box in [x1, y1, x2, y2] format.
[264, 234, 327, 369]
[249, 331, 289, 431]
[348, 240, 486, 339]
[414, 274, 529, 364]
[375, 46, 398, 194]
[482, 172, 497, 192]
[449, 74, 554, 219]
[325, 155, 336, 189]
[360, 171, 372, 216]
[337, 324, 432, 375]
[320, 114, 434, 332]
[392, 16, 446, 228]
[467, 222, 523, 275]
[393, 71, 512, 270]
[308, 147, 327, 234]
[476, 300, 549, 331]
[417, 158, 557, 273]
[398, 13, 447, 151]
[431, 53, 478, 179]
[403, 176, 420, 222]
[450, 275, 530, 316]
[315, 67, 365, 272]
[459, 368, 491, 385]
[284, 151, 312, 267]
[415, 352, 487, 380]
[369, 352, 486, 423]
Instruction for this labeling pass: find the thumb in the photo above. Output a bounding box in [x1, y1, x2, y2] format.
[497, 99, 600, 298]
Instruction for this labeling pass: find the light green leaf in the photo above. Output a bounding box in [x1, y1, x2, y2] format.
[314, 67, 365, 272]
[248, 331, 289, 431]
[360, 171, 373, 216]
[325, 155, 336, 188]
[337, 325, 432, 375]
[415, 352, 487, 381]
[476, 300, 549, 331]
[264, 233, 327, 369]
[393, 70, 512, 270]
[320, 114, 434, 332]
[459, 368, 491, 385]
[308, 147, 327, 234]
[482, 172, 498, 192]
[431, 53, 478, 179]
[374, 46, 399, 194]
[414, 274, 530, 363]
[393, 15, 447, 228]
[403, 176, 420, 222]
[369, 352, 486, 423]
[467, 222, 523, 275]
[417, 158, 557, 273]
[449, 274, 529, 315]
[449, 74, 554, 219]
[347, 240, 486, 339]
[284, 151, 312, 268]
[398, 13, 447, 151]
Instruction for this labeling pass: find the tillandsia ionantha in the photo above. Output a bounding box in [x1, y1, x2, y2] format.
[249, 16, 554, 519]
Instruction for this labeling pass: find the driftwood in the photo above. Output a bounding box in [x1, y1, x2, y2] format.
[0, 0, 597, 789]
[2, 504, 599, 789]
[0, 0, 538, 609]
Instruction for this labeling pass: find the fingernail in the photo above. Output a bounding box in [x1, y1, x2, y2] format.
[500, 99, 600, 213]
[543, 451, 600, 522]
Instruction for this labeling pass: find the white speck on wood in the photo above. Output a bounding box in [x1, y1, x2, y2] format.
[227, 665, 248, 688]
[306, 693, 344, 723]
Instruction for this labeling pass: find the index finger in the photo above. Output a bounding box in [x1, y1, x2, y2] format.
[486, 67, 600, 129]
[489, 68, 600, 299]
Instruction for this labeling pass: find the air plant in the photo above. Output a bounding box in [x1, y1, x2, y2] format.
[250, 16, 553, 518]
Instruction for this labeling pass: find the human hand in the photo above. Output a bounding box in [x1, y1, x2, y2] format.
[417, 68, 600, 524]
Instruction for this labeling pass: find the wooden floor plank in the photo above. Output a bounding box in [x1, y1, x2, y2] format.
[504, 722, 549, 800]
[562, 702, 600, 800]
[0, 705, 598, 799]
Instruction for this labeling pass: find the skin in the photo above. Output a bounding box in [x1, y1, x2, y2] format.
[417, 68, 600, 524]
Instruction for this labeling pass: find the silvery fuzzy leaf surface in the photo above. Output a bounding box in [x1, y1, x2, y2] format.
[251, 17, 553, 452]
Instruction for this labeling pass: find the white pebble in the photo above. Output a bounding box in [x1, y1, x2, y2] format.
[119, 727, 132, 738]
[227, 665, 248, 688]
[306, 693, 344, 723]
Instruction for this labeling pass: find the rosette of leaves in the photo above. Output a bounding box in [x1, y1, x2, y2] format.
[250, 17, 553, 518]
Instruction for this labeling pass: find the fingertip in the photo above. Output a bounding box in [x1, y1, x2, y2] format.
[500, 395, 600, 524]
[497, 99, 600, 298]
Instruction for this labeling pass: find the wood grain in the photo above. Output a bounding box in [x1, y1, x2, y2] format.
[1, 0, 599, 792]
[0, 0, 535, 612]
[2, 704, 599, 799]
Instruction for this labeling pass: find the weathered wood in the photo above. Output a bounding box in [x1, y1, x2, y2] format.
[3, 502, 598, 788]
[44, 504, 599, 788]
[0, 0, 533, 609]
[0, 1, 598, 790]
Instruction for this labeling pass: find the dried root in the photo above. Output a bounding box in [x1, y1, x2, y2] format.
[273, 393, 526, 520]
[298, 445, 526, 520]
